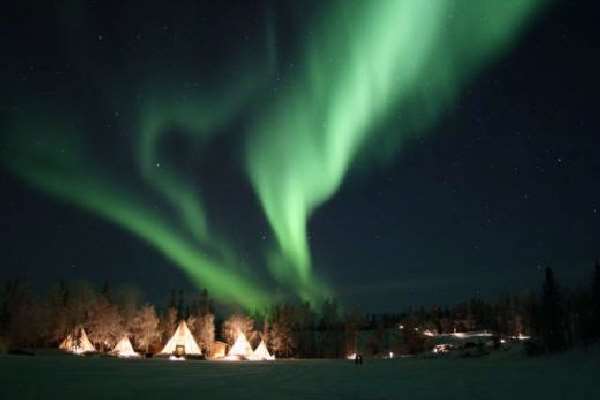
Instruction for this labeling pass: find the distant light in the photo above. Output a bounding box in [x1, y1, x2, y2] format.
[389, 351, 394, 359]
[347, 352, 357, 360]
[156, 162, 161, 168]
[399, 325, 404, 330]
[500, 339, 506, 344]
[433, 344, 451, 353]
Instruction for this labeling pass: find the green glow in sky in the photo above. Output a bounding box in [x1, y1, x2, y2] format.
[2, 0, 545, 308]
[137, 74, 261, 244]
[4, 117, 271, 309]
[246, 0, 544, 291]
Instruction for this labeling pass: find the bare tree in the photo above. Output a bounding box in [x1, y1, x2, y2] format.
[160, 307, 178, 343]
[86, 298, 124, 351]
[222, 313, 253, 345]
[114, 284, 143, 333]
[198, 313, 215, 355]
[188, 313, 215, 355]
[131, 305, 160, 353]
[67, 281, 97, 328]
[45, 282, 72, 344]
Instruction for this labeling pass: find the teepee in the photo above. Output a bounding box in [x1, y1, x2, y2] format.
[227, 332, 254, 359]
[112, 336, 139, 357]
[251, 339, 275, 360]
[59, 327, 96, 354]
[160, 320, 202, 355]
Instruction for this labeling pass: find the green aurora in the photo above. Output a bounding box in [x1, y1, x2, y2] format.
[246, 0, 545, 297]
[2, 0, 545, 308]
[4, 117, 272, 309]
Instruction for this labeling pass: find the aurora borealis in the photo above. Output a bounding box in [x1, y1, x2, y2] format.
[246, 0, 543, 296]
[2, 0, 599, 310]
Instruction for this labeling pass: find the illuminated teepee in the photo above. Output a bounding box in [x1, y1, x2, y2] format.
[160, 320, 202, 355]
[59, 327, 96, 354]
[227, 332, 254, 359]
[250, 339, 274, 360]
[112, 336, 139, 358]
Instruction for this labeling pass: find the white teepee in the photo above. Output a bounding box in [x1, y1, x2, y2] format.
[59, 327, 96, 354]
[112, 336, 139, 357]
[227, 332, 254, 359]
[250, 339, 275, 360]
[160, 320, 202, 355]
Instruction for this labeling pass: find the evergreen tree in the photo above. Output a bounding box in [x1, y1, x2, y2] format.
[296, 302, 316, 357]
[176, 289, 185, 321]
[541, 267, 566, 352]
[168, 289, 176, 309]
[319, 299, 343, 357]
[101, 280, 111, 302]
[591, 260, 600, 341]
[271, 304, 297, 358]
[200, 289, 209, 315]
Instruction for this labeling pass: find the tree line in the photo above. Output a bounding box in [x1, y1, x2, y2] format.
[1, 261, 598, 357]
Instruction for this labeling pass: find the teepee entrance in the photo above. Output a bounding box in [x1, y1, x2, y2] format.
[160, 320, 202, 356]
[59, 327, 96, 354]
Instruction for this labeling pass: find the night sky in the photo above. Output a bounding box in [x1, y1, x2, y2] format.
[1, 0, 598, 311]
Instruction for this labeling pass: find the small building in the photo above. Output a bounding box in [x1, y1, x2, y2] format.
[212, 341, 227, 358]
[227, 332, 254, 359]
[111, 336, 139, 358]
[59, 327, 96, 354]
[159, 320, 202, 356]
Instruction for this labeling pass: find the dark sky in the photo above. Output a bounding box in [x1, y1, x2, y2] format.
[1, 0, 599, 312]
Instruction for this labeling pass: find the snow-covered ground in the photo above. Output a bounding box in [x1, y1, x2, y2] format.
[1, 349, 598, 399]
